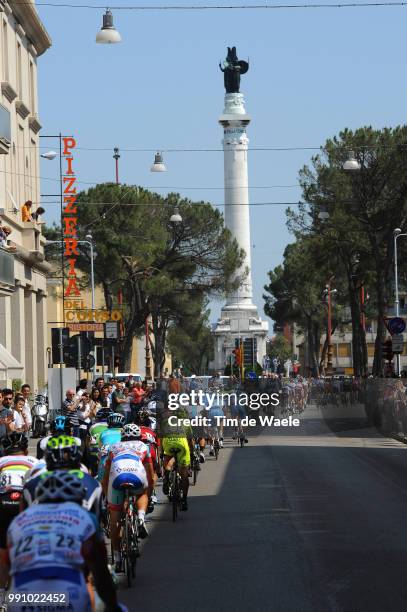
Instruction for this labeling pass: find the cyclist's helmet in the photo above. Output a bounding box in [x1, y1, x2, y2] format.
[35, 470, 85, 505]
[50, 415, 67, 435]
[107, 413, 126, 428]
[1, 432, 28, 454]
[121, 424, 141, 440]
[95, 408, 111, 422]
[45, 435, 82, 469]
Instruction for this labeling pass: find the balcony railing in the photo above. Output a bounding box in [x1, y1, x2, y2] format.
[0, 246, 15, 290]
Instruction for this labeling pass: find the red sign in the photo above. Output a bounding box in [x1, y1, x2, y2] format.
[67, 323, 104, 332]
[62, 137, 81, 298]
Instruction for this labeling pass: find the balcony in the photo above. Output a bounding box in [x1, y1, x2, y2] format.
[0, 102, 11, 155]
[0, 246, 15, 295]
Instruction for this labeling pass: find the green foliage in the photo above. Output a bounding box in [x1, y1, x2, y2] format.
[45, 184, 244, 374]
[167, 299, 214, 375]
[11, 379, 22, 393]
[264, 126, 407, 375]
[267, 335, 292, 362]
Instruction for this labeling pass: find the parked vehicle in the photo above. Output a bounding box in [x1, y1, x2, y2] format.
[31, 394, 49, 438]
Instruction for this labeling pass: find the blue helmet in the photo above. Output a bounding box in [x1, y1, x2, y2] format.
[96, 408, 111, 422]
[51, 415, 67, 434]
[107, 413, 126, 428]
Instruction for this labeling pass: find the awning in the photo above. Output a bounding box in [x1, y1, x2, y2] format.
[0, 343, 23, 379]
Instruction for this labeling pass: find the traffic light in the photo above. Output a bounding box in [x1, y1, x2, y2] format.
[232, 346, 243, 367]
[382, 339, 394, 362]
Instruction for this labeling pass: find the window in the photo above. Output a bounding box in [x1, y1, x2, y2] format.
[29, 61, 35, 113]
[2, 21, 9, 81]
[16, 42, 22, 99]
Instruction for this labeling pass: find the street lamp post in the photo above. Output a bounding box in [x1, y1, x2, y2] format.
[324, 280, 337, 376]
[113, 147, 120, 184]
[393, 228, 407, 376]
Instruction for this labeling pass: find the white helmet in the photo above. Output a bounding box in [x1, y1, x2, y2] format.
[35, 470, 85, 505]
[121, 423, 141, 440]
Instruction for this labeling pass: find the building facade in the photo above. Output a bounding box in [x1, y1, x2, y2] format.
[0, 0, 51, 389]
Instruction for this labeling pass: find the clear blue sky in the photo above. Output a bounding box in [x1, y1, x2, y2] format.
[38, 1, 407, 328]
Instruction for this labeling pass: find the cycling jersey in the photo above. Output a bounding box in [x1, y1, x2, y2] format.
[162, 437, 191, 467]
[89, 421, 108, 445]
[140, 425, 158, 466]
[7, 501, 99, 609]
[0, 455, 38, 493]
[97, 428, 122, 482]
[0, 454, 39, 549]
[107, 441, 151, 509]
[23, 469, 102, 518]
[99, 427, 121, 449]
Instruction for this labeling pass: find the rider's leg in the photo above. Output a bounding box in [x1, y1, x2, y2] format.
[162, 455, 174, 494]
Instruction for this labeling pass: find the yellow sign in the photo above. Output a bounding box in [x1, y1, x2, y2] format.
[64, 300, 122, 323]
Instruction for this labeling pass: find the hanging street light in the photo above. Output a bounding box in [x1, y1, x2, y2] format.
[96, 9, 122, 44]
[343, 150, 361, 172]
[150, 151, 167, 173]
[41, 150, 57, 160]
[170, 207, 182, 224]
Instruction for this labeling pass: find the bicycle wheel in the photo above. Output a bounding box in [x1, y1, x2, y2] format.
[214, 443, 219, 460]
[124, 511, 134, 587]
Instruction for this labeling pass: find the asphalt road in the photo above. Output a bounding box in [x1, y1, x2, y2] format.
[118, 403, 407, 612]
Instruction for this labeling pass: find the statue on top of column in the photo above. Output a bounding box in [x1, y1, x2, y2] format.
[219, 46, 249, 94]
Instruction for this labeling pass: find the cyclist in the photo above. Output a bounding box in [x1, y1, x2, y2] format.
[102, 423, 154, 571]
[135, 409, 160, 505]
[23, 436, 101, 518]
[97, 413, 126, 482]
[161, 407, 193, 511]
[36, 415, 80, 460]
[0, 433, 37, 588]
[4, 471, 126, 612]
[86, 407, 111, 476]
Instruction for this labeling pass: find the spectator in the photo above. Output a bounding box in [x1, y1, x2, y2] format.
[100, 384, 111, 409]
[21, 200, 33, 222]
[89, 387, 102, 418]
[77, 391, 91, 449]
[9, 396, 29, 433]
[61, 389, 80, 437]
[0, 222, 6, 247]
[94, 377, 105, 391]
[122, 386, 132, 424]
[168, 374, 181, 395]
[0, 389, 14, 438]
[131, 381, 145, 421]
[31, 206, 45, 221]
[111, 382, 126, 416]
[20, 383, 32, 432]
[76, 378, 88, 397]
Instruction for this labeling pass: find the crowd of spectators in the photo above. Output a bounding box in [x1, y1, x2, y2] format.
[0, 383, 33, 436]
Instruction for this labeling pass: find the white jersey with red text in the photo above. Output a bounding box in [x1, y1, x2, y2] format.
[0, 455, 38, 492]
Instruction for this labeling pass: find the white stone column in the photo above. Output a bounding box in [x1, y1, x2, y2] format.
[24, 289, 38, 390]
[220, 93, 255, 312]
[0, 296, 12, 350]
[10, 284, 25, 374]
[36, 291, 47, 390]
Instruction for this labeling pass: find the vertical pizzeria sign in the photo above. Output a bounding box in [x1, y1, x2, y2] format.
[62, 137, 81, 299]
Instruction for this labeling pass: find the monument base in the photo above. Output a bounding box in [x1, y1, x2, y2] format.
[213, 305, 269, 372]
